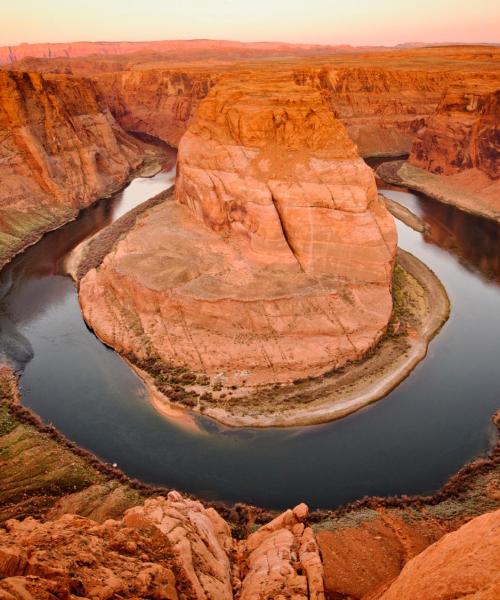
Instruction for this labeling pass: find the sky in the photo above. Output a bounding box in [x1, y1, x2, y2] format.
[1, 0, 499, 47]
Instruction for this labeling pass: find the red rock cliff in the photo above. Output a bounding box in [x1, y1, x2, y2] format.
[294, 67, 464, 157]
[410, 81, 499, 179]
[0, 70, 154, 267]
[96, 69, 217, 147]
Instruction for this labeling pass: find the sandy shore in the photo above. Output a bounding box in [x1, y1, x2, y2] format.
[147, 248, 449, 428]
[380, 193, 428, 233]
[377, 160, 500, 224]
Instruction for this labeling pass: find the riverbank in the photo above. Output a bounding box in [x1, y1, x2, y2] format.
[0, 367, 270, 528]
[377, 160, 500, 224]
[380, 193, 428, 233]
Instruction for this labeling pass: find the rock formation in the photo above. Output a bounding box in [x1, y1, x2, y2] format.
[409, 82, 500, 211]
[0, 492, 324, 600]
[14, 46, 498, 160]
[377, 78, 500, 222]
[0, 70, 156, 267]
[294, 67, 457, 157]
[79, 72, 396, 390]
[97, 69, 217, 147]
[374, 508, 500, 599]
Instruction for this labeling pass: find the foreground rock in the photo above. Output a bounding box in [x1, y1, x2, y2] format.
[0, 492, 324, 600]
[0, 70, 157, 268]
[375, 508, 500, 599]
[80, 71, 396, 399]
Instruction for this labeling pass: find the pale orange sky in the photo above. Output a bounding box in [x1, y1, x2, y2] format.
[1, 0, 499, 47]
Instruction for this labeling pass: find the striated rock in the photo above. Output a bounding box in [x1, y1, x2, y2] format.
[408, 81, 500, 215]
[80, 72, 396, 388]
[124, 492, 234, 599]
[239, 502, 324, 599]
[295, 66, 457, 157]
[377, 77, 500, 222]
[0, 492, 324, 600]
[410, 82, 499, 179]
[0, 70, 155, 267]
[97, 69, 218, 147]
[375, 508, 500, 599]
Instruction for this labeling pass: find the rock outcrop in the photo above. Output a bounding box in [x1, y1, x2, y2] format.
[377, 78, 500, 222]
[411, 83, 499, 179]
[374, 508, 500, 599]
[79, 72, 396, 390]
[0, 70, 156, 267]
[295, 67, 456, 157]
[0, 492, 324, 600]
[97, 69, 217, 147]
[409, 82, 500, 212]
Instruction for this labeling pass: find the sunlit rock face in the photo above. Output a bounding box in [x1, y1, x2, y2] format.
[80, 72, 396, 387]
[0, 70, 150, 267]
[375, 509, 500, 600]
[409, 82, 500, 204]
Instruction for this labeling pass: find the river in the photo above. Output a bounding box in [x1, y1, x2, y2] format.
[1, 155, 498, 509]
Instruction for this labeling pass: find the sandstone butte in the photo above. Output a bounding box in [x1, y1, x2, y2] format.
[0, 69, 159, 269]
[79, 71, 397, 388]
[0, 489, 498, 600]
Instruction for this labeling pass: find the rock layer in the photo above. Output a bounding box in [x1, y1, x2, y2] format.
[0, 70, 155, 267]
[80, 73, 396, 388]
[97, 69, 217, 147]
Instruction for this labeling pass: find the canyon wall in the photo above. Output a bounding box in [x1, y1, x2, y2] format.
[375, 78, 500, 222]
[409, 82, 499, 200]
[0, 70, 156, 267]
[96, 66, 458, 157]
[79, 73, 396, 390]
[295, 67, 474, 157]
[96, 69, 218, 147]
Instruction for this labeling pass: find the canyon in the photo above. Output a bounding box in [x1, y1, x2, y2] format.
[0, 40, 498, 599]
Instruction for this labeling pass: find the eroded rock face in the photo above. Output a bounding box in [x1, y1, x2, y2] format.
[80, 73, 396, 387]
[410, 83, 499, 179]
[375, 508, 500, 599]
[0, 492, 324, 600]
[295, 67, 457, 157]
[0, 70, 153, 267]
[97, 70, 218, 147]
[401, 81, 500, 218]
